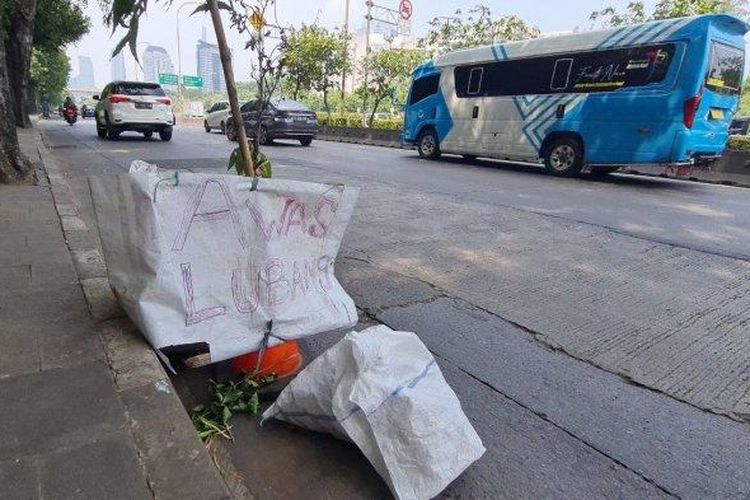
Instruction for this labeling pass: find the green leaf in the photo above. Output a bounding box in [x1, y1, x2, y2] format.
[191, 3, 209, 16]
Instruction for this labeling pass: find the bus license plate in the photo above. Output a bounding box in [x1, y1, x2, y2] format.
[709, 108, 724, 120]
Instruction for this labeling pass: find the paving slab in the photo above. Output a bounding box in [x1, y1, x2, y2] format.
[0, 361, 125, 460]
[40, 433, 152, 500]
[0, 456, 39, 500]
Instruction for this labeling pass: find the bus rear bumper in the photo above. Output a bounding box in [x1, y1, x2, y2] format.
[671, 130, 725, 164]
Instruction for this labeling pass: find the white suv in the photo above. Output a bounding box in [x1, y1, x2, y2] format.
[93, 81, 174, 141]
[204, 101, 231, 134]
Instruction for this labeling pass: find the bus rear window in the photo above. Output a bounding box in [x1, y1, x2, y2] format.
[706, 43, 743, 95]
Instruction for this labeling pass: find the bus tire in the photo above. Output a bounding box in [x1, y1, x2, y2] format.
[544, 137, 583, 177]
[417, 128, 441, 160]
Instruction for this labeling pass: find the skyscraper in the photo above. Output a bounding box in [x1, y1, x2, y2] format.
[142, 45, 174, 83]
[68, 55, 95, 89]
[196, 39, 224, 93]
[110, 52, 126, 81]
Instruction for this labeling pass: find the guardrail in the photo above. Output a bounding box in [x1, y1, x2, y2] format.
[316, 126, 407, 149]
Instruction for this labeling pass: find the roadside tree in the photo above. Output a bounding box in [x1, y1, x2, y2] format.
[284, 25, 349, 118]
[358, 48, 425, 127]
[590, 0, 748, 27]
[421, 4, 540, 54]
[0, 0, 88, 183]
[31, 48, 71, 106]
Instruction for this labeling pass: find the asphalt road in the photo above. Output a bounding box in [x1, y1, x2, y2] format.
[42, 119, 750, 499]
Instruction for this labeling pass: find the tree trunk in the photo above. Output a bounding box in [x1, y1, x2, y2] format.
[323, 88, 331, 121]
[5, 0, 37, 128]
[293, 78, 300, 101]
[0, 40, 35, 183]
[368, 96, 384, 128]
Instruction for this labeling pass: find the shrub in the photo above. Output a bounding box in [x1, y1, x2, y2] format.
[371, 118, 402, 131]
[727, 135, 750, 151]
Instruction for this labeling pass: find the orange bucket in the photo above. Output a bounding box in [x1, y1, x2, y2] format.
[231, 340, 303, 378]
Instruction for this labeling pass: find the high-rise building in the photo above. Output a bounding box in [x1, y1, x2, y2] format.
[69, 55, 96, 89]
[196, 39, 224, 93]
[110, 52, 126, 81]
[142, 45, 174, 83]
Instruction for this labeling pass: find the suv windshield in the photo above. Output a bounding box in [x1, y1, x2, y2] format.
[113, 83, 166, 96]
[706, 43, 744, 95]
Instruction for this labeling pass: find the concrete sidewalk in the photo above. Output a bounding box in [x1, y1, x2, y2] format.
[0, 127, 230, 500]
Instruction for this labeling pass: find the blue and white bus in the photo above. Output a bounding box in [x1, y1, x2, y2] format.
[402, 15, 748, 176]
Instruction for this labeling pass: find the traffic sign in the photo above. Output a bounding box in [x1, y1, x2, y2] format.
[181, 75, 203, 88]
[399, 0, 412, 20]
[158, 73, 179, 85]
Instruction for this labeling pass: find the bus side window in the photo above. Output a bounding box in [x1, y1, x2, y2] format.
[467, 67, 484, 95]
[551, 58, 573, 91]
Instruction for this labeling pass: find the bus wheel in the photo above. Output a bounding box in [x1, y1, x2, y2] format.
[417, 128, 441, 160]
[544, 137, 583, 177]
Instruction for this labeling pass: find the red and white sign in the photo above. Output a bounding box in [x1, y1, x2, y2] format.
[399, 0, 412, 21]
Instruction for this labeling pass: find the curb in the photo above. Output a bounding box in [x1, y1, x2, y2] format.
[35, 130, 233, 500]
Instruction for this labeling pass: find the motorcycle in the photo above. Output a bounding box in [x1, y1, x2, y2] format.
[64, 106, 77, 125]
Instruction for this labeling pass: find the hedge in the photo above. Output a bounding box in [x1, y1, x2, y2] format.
[317, 113, 402, 131]
[727, 135, 750, 151]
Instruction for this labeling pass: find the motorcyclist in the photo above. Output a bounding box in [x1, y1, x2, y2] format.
[41, 100, 50, 119]
[64, 96, 77, 115]
[63, 96, 78, 125]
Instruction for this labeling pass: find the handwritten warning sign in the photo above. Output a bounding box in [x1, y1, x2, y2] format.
[91, 164, 359, 363]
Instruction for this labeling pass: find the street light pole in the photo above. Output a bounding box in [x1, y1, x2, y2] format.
[340, 0, 350, 99]
[177, 2, 200, 96]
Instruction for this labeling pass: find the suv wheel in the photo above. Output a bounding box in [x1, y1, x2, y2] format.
[417, 128, 441, 160]
[159, 129, 173, 142]
[220, 121, 226, 135]
[299, 137, 312, 147]
[204, 120, 211, 133]
[544, 137, 583, 177]
[96, 121, 107, 139]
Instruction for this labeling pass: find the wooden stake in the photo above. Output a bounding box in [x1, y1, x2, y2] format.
[207, 0, 254, 177]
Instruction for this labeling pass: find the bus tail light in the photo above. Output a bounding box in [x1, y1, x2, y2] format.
[683, 90, 703, 129]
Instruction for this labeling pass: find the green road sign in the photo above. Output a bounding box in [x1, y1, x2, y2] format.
[158, 73, 179, 85]
[182, 75, 203, 88]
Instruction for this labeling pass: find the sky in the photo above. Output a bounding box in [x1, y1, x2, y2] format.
[66, 0, 663, 89]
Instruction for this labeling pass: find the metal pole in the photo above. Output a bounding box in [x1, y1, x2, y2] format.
[340, 0, 350, 98]
[363, 0, 372, 125]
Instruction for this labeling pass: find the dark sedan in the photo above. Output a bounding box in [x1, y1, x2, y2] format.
[226, 99, 319, 146]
